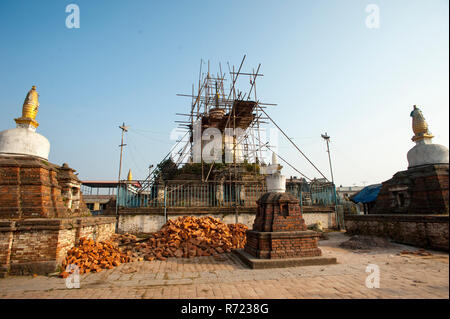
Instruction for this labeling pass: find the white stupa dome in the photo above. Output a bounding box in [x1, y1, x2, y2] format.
[407, 139, 449, 168]
[0, 127, 50, 160]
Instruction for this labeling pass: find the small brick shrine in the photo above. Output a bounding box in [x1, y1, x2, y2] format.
[234, 154, 336, 268]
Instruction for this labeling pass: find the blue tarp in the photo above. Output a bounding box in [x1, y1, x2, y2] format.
[350, 184, 382, 203]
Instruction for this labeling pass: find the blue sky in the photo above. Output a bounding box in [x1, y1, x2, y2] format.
[0, 0, 448, 186]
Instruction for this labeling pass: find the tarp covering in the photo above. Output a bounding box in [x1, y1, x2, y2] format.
[350, 184, 382, 204]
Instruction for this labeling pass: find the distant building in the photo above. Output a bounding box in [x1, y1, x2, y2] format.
[336, 185, 364, 201]
[81, 173, 141, 215]
[81, 181, 118, 215]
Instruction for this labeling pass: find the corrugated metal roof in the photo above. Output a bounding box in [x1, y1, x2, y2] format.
[82, 181, 141, 188]
[82, 181, 119, 187]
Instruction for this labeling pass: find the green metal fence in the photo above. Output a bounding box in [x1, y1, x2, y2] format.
[117, 181, 338, 208]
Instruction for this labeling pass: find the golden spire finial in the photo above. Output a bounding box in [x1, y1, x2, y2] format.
[14, 86, 40, 128]
[127, 169, 133, 181]
[410, 105, 434, 142]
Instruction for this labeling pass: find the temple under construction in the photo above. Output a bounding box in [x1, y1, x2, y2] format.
[111, 56, 340, 231]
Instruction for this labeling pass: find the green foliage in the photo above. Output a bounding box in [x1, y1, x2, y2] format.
[178, 162, 203, 175]
[153, 158, 178, 181]
[154, 159, 262, 181]
[179, 162, 227, 175]
[243, 162, 260, 173]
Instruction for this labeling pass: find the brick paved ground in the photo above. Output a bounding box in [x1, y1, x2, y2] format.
[0, 232, 448, 299]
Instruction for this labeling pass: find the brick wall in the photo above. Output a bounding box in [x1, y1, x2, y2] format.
[345, 214, 449, 251]
[118, 206, 336, 234]
[77, 222, 116, 243]
[0, 221, 14, 277]
[53, 221, 115, 265]
[302, 206, 337, 228]
[245, 230, 322, 259]
[56, 227, 77, 265]
[11, 229, 59, 263]
[0, 217, 116, 276]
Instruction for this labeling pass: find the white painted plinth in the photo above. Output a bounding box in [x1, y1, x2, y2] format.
[266, 172, 286, 193]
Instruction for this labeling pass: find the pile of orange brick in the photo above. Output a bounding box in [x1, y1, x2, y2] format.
[111, 233, 139, 245]
[59, 216, 248, 276]
[123, 216, 248, 261]
[60, 237, 131, 277]
[228, 223, 248, 249]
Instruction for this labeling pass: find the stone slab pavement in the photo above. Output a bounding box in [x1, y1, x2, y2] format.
[0, 232, 448, 299]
